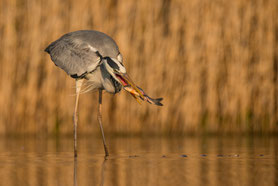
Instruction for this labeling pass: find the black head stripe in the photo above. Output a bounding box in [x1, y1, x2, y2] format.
[95, 51, 103, 60]
[70, 71, 87, 79]
[105, 57, 120, 70]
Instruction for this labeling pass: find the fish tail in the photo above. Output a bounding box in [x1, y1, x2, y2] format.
[146, 96, 163, 106]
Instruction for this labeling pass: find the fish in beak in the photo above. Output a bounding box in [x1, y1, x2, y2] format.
[115, 73, 144, 99]
[115, 72, 163, 106]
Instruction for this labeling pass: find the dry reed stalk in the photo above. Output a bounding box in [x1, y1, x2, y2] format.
[0, 0, 277, 135]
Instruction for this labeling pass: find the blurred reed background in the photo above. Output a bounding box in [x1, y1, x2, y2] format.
[0, 0, 277, 135]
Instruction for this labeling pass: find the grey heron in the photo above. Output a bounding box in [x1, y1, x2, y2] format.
[45, 30, 163, 157]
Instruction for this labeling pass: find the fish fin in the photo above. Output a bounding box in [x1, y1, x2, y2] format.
[134, 95, 142, 105]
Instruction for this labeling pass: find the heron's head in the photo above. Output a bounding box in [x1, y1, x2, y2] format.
[103, 57, 126, 84]
[103, 57, 144, 98]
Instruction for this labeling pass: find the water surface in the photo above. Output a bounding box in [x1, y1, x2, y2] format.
[0, 135, 277, 186]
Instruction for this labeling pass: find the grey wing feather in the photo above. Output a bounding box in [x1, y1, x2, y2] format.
[45, 36, 101, 77]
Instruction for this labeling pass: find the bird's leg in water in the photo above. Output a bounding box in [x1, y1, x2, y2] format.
[73, 79, 83, 157]
[98, 89, 109, 156]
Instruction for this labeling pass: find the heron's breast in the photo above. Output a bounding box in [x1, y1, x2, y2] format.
[101, 77, 122, 94]
[85, 69, 103, 90]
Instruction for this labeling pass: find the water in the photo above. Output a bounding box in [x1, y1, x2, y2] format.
[0, 135, 277, 186]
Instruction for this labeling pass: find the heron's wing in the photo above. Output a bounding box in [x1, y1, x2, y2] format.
[45, 37, 102, 78]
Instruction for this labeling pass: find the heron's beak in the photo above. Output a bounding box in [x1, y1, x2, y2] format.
[115, 73, 144, 99]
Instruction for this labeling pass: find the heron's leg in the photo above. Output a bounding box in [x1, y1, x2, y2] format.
[98, 89, 109, 156]
[74, 157, 78, 186]
[73, 79, 83, 157]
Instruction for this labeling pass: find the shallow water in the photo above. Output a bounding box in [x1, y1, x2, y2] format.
[0, 135, 277, 186]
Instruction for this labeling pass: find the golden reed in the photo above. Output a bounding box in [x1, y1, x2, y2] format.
[0, 0, 277, 135]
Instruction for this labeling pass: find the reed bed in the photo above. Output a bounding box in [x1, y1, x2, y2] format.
[0, 0, 277, 135]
